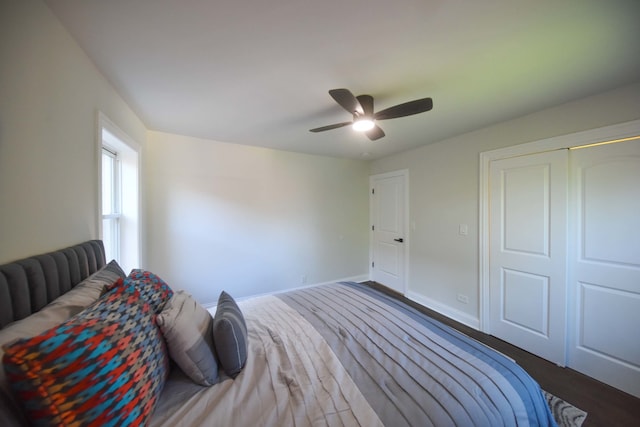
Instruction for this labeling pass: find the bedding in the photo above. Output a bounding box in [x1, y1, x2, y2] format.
[152, 283, 557, 427]
[1, 241, 557, 426]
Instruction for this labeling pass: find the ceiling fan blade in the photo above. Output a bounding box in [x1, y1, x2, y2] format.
[329, 89, 363, 115]
[356, 95, 374, 117]
[374, 97, 433, 121]
[309, 121, 352, 133]
[366, 125, 385, 141]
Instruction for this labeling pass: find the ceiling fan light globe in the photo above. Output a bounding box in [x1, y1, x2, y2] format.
[353, 119, 375, 132]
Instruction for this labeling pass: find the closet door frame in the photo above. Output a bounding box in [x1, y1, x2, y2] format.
[479, 118, 640, 338]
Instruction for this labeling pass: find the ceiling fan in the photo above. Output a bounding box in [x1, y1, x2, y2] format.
[309, 88, 433, 141]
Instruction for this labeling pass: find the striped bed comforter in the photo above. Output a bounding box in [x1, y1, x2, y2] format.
[152, 282, 557, 427]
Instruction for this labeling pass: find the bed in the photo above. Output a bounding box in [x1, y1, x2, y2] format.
[1, 240, 557, 426]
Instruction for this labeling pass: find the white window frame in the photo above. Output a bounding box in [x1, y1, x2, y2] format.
[97, 112, 141, 272]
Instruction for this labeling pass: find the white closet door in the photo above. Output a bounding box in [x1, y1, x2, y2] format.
[489, 149, 568, 365]
[568, 138, 640, 398]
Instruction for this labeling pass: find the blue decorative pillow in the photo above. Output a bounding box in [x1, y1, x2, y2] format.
[213, 291, 248, 378]
[2, 286, 170, 426]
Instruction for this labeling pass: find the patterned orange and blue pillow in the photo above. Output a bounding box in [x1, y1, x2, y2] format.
[2, 285, 170, 426]
[109, 269, 174, 313]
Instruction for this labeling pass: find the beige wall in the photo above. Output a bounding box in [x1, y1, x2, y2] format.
[370, 82, 640, 326]
[0, 0, 146, 263]
[145, 131, 370, 305]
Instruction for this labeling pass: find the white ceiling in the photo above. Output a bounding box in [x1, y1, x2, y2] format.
[44, 0, 640, 160]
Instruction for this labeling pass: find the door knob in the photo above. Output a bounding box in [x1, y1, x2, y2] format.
[394, 238, 404, 243]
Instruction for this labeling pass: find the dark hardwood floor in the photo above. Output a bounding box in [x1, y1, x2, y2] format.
[363, 281, 640, 427]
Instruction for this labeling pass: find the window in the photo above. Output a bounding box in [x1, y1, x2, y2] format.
[102, 147, 121, 262]
[99, 113, 140, 272]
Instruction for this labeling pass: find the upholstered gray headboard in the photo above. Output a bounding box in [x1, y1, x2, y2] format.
[0, 240, 106, 329]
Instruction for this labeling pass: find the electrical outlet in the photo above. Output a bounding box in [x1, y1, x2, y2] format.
[457, 293, 469, 304]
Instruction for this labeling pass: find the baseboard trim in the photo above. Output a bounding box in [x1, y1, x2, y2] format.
[405, 291, 480, 330]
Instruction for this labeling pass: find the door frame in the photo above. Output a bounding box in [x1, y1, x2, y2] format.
[369, 169, 410, 294]
[479, 119, 640, 334]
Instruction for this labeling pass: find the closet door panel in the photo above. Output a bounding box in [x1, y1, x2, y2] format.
[569, 138, 640, 398]
[489, 149, 568, 365]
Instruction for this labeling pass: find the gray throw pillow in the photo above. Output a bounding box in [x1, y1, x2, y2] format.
[213, 291, 247, 379]
[156, 291, 219, 386]
[44, 259, 126, 316]
[88, 259, 126, 294]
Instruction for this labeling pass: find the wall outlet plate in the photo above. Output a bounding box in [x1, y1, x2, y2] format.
[457, 293, 469, 304]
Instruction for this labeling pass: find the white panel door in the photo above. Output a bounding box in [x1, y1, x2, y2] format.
[489, 150, 568, 365]
[371, 171, 407, 294]
[568, 139, 640, 398]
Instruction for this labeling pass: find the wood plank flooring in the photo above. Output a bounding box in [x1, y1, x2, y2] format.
[364, 281, 640, 427]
